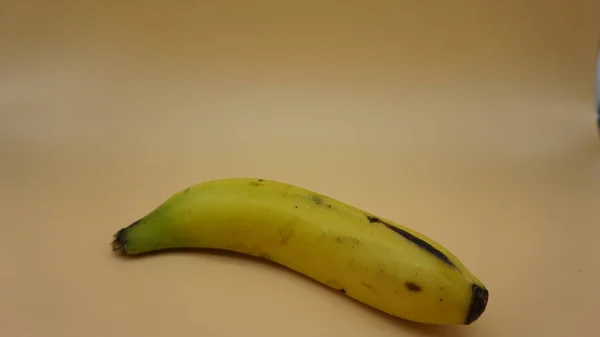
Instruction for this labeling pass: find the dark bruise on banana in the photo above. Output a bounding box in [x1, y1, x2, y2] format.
[365, 215, 457, 270]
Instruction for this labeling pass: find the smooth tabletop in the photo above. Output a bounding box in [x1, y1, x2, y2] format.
[1, 1, 600, 337]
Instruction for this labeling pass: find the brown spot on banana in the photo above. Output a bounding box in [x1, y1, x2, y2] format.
[335, 236, 360, 248]
[310, 194, 334, 209]
[405, 282, 422, 292]
[325, 280, 348, 295]
[362, 282, 377, 292]
[249, 179, 266, 187]
[278, 226, 295, 246]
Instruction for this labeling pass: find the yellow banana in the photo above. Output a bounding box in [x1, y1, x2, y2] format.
[111, 177, 488, 325]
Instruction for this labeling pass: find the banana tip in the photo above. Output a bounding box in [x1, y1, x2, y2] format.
[466, 284, 489, 324]
[111, 228, 128, 255]
[111, 217, 144, 255]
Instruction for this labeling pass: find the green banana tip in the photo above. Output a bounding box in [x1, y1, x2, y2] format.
[111, 217, 144, 255]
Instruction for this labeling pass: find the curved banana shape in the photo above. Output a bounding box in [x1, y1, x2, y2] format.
[111, 177, 488, 325]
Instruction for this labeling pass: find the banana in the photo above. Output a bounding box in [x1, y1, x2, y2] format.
[111, 177, 488, 325]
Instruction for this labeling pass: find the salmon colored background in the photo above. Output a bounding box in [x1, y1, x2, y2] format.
[1, 1, 599, 337]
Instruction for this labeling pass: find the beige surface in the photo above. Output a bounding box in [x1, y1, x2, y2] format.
[1, 1, 599, 337]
